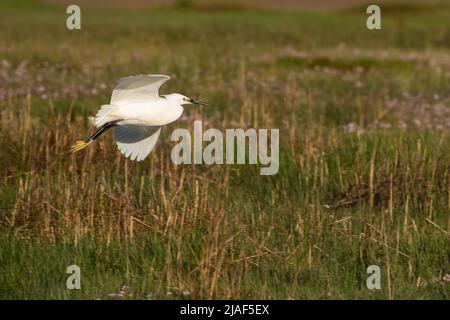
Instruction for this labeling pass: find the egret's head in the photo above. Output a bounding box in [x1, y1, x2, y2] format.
[165, 93, 209, 107]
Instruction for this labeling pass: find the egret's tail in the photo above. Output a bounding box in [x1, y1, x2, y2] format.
[93, 104, 118, 127]
[69, 140, 92, 154]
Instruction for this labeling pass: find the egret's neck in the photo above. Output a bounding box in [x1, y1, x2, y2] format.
[161, 95, 184, 123]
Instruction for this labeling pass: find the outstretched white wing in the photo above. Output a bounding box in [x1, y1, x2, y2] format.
[115, 124, 161, 161]
[110, 74, 170, 105]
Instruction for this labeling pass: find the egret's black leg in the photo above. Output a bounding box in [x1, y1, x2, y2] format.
[70, 119, 123, 154]
[86, 119, 123, 143]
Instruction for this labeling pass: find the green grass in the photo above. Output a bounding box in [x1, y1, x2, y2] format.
[0, 0, 449, 299]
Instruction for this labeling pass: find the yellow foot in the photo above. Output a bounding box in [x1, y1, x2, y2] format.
[70, 140, 91, 154]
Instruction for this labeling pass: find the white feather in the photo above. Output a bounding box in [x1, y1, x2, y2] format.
[111, 74, 170, 105]
[114, 125, 161, 161]
[94, 104, 118, 127]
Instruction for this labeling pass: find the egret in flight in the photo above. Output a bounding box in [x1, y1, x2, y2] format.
[70, 74, 208, 161]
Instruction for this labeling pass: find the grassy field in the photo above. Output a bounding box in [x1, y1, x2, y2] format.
[0, 0, 449, 299]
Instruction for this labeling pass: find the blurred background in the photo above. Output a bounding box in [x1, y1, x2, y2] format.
[0, 0, 449, 300]
[44, 0, 450, 11]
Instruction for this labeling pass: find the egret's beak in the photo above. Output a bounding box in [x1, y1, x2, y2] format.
[189, 98, 209, 106]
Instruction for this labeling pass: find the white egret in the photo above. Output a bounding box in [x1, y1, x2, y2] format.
[70, 74, 208, 161]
